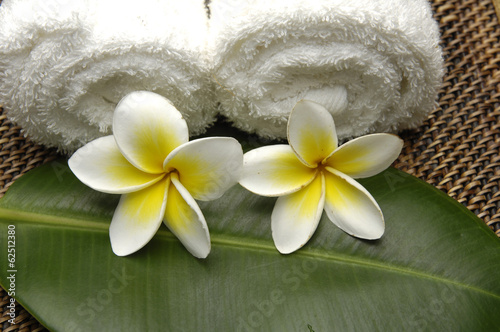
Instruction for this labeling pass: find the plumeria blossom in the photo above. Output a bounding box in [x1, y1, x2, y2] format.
[239, 100, 403, 254]
[69, 91, 243, 258]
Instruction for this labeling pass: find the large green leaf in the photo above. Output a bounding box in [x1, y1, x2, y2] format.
[1, 158, 499, 331]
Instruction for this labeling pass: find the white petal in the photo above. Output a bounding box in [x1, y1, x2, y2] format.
[325, 134, 403, 178]
[163, 173, 211, 259]
[163, 137, 243, 201]
[323, 168, 384, 239]
[288, 100, 338, 167]
[113, 91, 189, 174]
[69, 136, 164, 194]
[239, 145, 317, 197]
[110, 177, 169, 256]
[272, 174, 325, 254]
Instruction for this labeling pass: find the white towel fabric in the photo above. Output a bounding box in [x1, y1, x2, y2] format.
[0, 0, 216, 152]
[208, 0, 444, 141]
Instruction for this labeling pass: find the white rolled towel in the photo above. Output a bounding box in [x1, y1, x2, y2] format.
[0, 0, 216, 152]
[208, 0, 444, 140]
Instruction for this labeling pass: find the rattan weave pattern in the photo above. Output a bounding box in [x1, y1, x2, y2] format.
[0, 114, 58, 198]
[396, 0, 500, 237]
[0, 0, 499, 331]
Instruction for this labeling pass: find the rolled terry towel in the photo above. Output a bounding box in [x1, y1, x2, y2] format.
[0, 0, 216, 152]
[208, 0, 444, 140]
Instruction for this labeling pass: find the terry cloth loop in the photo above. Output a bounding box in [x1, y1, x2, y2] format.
[208, 0, 444, 141]
[0, 0, 217, 153]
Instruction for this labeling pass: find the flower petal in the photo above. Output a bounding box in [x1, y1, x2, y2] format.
[163, 137, 243, 201]
[113, 91, 189, 174]
[69, 136, 164, 194]
[271, 173, 325, 254]
[239, 145, 317, 197]
[163, 173, 211, 259]
[288, 100, 338, 167]
[325, 134, 403, 178]
[109, 177, 169, 256]
[323, 167, 384, 239]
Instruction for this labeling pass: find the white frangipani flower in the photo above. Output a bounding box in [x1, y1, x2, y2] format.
[69, 91, 243, 258]
[239, 100, 403, 254]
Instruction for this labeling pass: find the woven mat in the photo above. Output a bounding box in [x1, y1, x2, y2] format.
[1, 0, 499, 330]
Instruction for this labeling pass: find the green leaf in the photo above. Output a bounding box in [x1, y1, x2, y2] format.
[1, 159, 499, 331]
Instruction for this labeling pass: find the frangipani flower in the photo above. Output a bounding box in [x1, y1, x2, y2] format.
[239, 100, 403, 254]
[69, 91, 243, 258]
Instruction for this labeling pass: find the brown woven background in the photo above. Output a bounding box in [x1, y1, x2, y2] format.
[1, 0, 499, 330]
